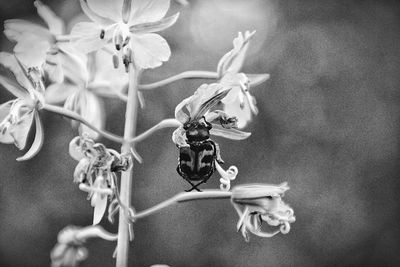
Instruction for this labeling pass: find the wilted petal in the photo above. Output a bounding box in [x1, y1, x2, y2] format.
[130, 33, 171, 69]
[130, 13, 179, 33]
[0, 100, 15, 144]
[16, 111, 44, 161]
[87, 0, 123, 23]
[129, 0, 170, 25]
[172, 126, 188, 147]
[91, 175, 108, 225]
[9, 109, 35, 150]
[70, 22, 110, 54]
[34, 0, 64, 35]
[45, 83, 76, 104]
[210, 124, 251, 140]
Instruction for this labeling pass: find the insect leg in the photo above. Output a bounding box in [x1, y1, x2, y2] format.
[214, 142, 224, 164]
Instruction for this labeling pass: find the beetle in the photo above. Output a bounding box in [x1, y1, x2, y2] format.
[176, 89, 229, 192]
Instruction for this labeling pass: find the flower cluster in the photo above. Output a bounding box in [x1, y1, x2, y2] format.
[51, 225, 117, 267]
[217, 31, 270, 128]
[0, 0, 297, 265]
[231, 183, 296, 241]
[69, 135, 131, 224]
[0, 52, 45, 160]
[71, 0, 179, 69]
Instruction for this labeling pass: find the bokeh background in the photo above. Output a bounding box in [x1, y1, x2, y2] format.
[1, 0, 400, 266]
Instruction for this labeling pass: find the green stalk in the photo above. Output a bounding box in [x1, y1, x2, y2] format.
[116, 63, 140, 267]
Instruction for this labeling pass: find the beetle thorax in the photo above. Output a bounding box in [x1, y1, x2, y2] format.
[184, 121, 211, 142]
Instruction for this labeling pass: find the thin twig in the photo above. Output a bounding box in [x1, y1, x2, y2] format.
[128, 118, 181, 144]
[132, 190, 232, 220]
[138, 71, 219, 90]
[43, 104, 125, 144]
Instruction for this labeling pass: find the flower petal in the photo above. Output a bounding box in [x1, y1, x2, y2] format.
[4, 19, 52, 42]
[222, 95, 253, 128]
[174, 96, 192, 123]
[70, 22, 109, 54]
[129, 0, 170, 25]
[13, 32, 50, 67]
[130, 33, 171, 69]
[86, 0, 123, 23]
[129, 13, 179, 33]
[247, 73, 270, 87]
[45, 83, 77, 104]
[78, 91, 105, 140]
[9, 110, 35, 150]
[217, 30, 255, 76]
[172, 126, 188, 147]
[91, 176, 108, 225]
[34, 1, 64, 35]
[210, 123, 251, 140]
[79, 0, 115, 25]
[0, 52, 34, 94]
[16, 111, 44, 161]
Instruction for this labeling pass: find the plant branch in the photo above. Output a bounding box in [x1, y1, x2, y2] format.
[132, 190, 232, 220]
[43, 104, 125, 143]
[138, 71, 219, 90]
[128, 118, 181, 144]
[116, 64, 140, 267]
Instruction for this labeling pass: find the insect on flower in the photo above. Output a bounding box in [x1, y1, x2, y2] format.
[173, 84, 250, 191]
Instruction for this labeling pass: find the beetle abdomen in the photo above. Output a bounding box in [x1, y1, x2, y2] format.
[177, 141, 216, 181]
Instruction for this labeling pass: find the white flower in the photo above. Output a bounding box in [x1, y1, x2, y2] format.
[173, 83, 251, 146]
[71, 0, 179, 69]
[45, 50, 127, 140]
[217, 31, 270, 128]
[231, 182, 295, 242]
[4, 1, 67, 83]
[0, 52, 45, 161]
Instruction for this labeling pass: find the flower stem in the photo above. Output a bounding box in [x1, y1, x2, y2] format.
[138, 71, 219, 90]
[128, 118, 181, 144]
[116, 64, 140, 267]
[132, 190, 232, 220]
[43, 104, 125, 143]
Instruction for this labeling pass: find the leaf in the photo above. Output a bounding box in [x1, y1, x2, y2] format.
[210, 124, 251, 140]
[16, 111, 44, 161]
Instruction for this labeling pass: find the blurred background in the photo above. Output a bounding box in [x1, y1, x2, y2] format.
[1, 0, 400, 266]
